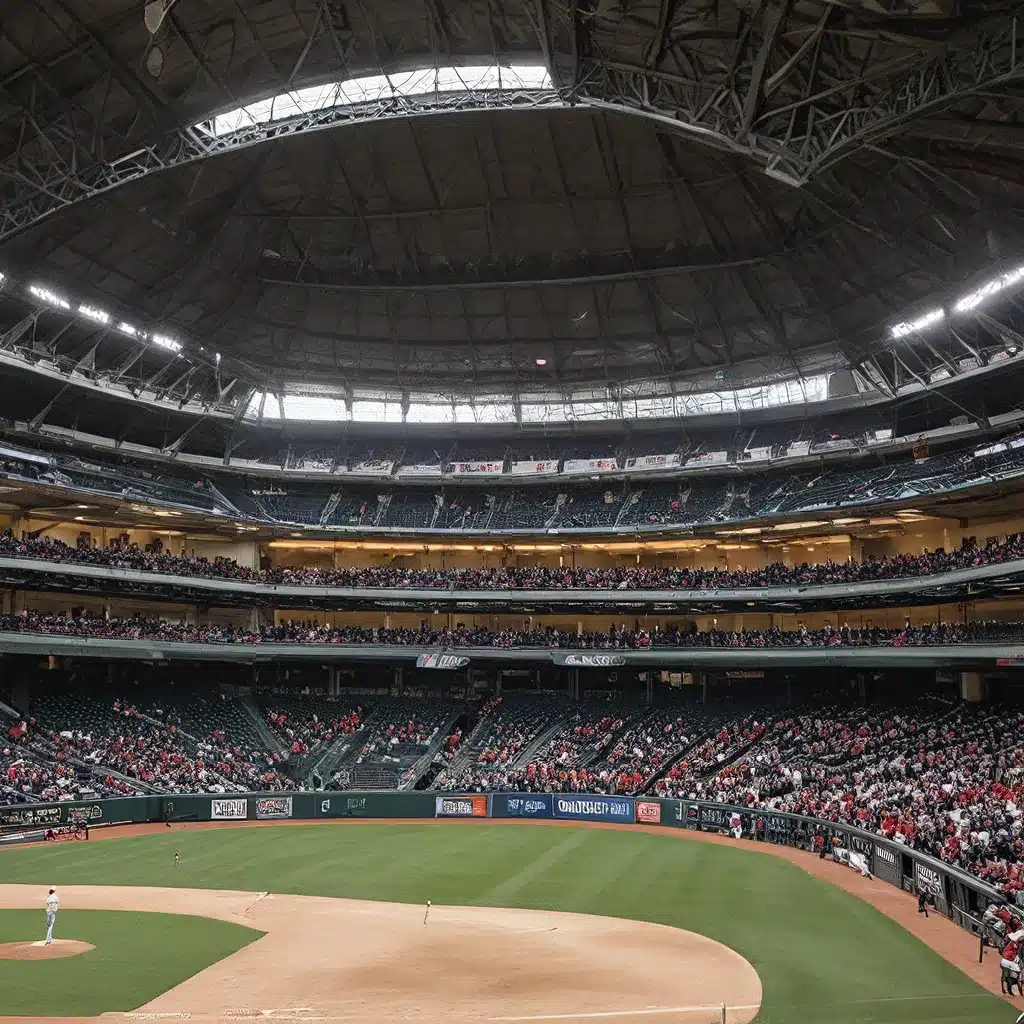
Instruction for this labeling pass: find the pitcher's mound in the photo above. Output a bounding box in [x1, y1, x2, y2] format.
[0, 939, 95, 960]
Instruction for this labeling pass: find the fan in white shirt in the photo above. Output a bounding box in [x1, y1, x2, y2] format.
[44, 888, 58, 945]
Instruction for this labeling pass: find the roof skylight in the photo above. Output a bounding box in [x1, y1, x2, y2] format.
[198, 65, 554, 140]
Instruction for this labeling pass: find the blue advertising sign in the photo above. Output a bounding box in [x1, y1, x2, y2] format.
[497, 794, 553, 819]
[552, 795, 635, 823]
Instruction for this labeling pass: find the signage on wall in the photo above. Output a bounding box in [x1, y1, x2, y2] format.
[417, 653, 470, 669]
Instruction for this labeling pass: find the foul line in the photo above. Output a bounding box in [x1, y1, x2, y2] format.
[489, 1005, 760, 1021]
[489, 992, 996, 1022]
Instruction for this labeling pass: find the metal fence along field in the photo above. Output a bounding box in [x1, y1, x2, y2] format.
[0, 790, 996, 938]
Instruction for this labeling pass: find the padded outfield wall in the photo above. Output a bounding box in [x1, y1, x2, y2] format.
[0, 790, 996, 936]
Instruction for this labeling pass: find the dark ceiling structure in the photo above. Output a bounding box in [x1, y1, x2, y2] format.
[3, 0, 1024, 396]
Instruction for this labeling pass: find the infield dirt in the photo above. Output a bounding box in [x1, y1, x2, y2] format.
[0, 881, 761, 1024]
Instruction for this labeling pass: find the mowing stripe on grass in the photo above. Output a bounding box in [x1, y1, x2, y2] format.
[473, 828, 590, 906]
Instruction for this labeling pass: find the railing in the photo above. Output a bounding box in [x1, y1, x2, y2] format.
[2, 553, 1023, 610]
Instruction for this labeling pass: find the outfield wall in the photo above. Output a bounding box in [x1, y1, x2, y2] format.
[0, 790, 996, 935]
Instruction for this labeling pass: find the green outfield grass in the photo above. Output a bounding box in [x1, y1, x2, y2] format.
[0, 823, 1010, 1023]
[0, 907, 261, 1016]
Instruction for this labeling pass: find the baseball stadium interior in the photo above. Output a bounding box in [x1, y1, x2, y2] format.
[7, 0, 1024, 1019]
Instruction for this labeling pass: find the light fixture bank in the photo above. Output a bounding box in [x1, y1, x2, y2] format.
[890, 263, 1024, 338]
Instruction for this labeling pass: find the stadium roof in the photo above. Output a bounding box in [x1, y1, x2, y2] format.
[4, 0, 1024, 398]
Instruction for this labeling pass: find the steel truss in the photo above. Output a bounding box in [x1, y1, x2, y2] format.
[540, 1, 1024, 185]
[0, 305, 246, 420]
[0, 85, 566, 244]
[3, 5, 1024, 243]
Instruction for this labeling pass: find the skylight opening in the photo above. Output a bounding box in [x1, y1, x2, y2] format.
[198, 64, 554, 139]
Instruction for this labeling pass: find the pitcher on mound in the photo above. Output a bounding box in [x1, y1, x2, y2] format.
[44, 888, 59, 945]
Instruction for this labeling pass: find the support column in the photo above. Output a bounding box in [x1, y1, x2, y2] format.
[394, 666, 404, 696]
[960, 671, 983, 703]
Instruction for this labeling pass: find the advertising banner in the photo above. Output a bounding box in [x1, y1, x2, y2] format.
[741, 446, 772, 462]
[811, 438, 855, 454]
[434, 795, 487, 818]
[446, 461, 504, 475]
[685, 450, 729, 467]
[624, 454, 681, 472]
[913, 861, 949, 913]
[313, 792, 437, 818]
[65, 804, 104, 824]
[636, 800, 661, 824]
[349, 460, 394, 476]
[510, 460, 560, 476]
[211, 798, 247, 820]
[872, 844, 900, 885]
[562, 458, 618, 474]
[697, 806, 733, 831]
[255, 796, 293, 820]
[396, 464, 444, 477]
[498, 794, 553, 818]
[552, 796, 634, 823]
[553, 653, 627, 668]
[417, 653, 470, 670]
[0, 805, 62, 827]
[660, 800, 698, 829]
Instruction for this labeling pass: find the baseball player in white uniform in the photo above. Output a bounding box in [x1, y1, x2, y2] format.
[44, 888, 58, 945]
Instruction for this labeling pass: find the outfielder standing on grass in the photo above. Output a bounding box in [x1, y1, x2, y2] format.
[44, 888, 58, 945]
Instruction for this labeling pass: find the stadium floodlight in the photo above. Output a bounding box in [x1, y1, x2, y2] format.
[28, 285, 71, 310]
[118, 322, 139, 337]
[152, 333, 182, 353]
[890, 308, 944, 338]
[953, 264, 1024, 313]
[78, 304, 110, 325]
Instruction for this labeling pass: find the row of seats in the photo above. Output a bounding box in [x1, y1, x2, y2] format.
[4, 685, 1024, 902]
[0, 614, 1018, 648]
[4, 530, 1019, 591]
[5, 430, 1024, 529]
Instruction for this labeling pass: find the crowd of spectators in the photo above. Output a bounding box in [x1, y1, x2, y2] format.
[586, 708, 704, 794]
[1, 726, 131, 804]
[6, 680, 1024, 901]
[654, 717, 768, 798]
[2, 613, 1019, 649]
[264, 703, 363, 759]
[674, 703, 1024, 901]
[3, 531, 1023, 592]
[6, 698, 293, 796]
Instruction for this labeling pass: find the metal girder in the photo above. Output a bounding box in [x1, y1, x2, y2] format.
[2, 6, 1022, 247]
[0, 85, 566, 244]
[571, 6, 1024, 185]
